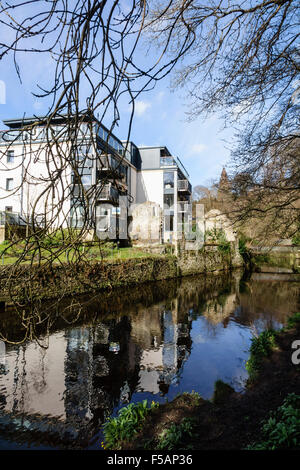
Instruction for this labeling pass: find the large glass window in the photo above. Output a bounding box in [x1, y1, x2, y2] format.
[72, 170, 92, 186]
[164, 194, 174, 208]
[164, 171, 174, 189]
[165, 214, 174, 232]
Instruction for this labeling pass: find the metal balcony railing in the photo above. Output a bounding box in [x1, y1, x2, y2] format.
[160, 156, 176, 167]
[97, 183, 119, 204]
[97, 154, 127, 179]
[178, 180, 192, 194]
[160, 155, 190, 179]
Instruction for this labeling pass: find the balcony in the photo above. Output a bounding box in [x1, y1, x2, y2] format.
[160, 156, 176, 167]
[160, 155, 190, 180]
[96, 183, 119, 205]
[97, 154, 127, 180]
[178, 179, 192, 194]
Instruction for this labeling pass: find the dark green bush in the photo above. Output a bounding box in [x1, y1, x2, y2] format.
[287, 312, 300, 329]
[246, 394, 300, 450]
[246, 330, 277, 380]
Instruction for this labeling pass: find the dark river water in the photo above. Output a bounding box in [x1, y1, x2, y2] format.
[0, 271, 299, 450]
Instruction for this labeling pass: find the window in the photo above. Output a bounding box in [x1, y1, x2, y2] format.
[7, 150, 14, 163]
[96, 205, 111, 231]
[165, 214, 174, 232]
[81, 174, 92, 186]
[72, 172, 92, 185]
[112, 207, 121, 215]
[164, 171, 174, 189]
[6, 178, 13, 190]
[164, 194, 174, 208]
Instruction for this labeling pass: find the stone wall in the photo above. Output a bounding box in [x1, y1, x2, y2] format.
[177, 242, 243, 277]
[251, 246, 300, 273]
[129, 201, 162, 243]
[0, 242, 243, 305]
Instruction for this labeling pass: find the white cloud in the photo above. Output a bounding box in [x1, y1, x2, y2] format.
[188, 143, 207, 155]
[135, 100, 151, 116]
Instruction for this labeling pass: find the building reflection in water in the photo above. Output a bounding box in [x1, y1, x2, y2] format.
[0, 271, 299, 448]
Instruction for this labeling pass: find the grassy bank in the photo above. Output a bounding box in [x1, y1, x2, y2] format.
[0, 240, 159, 265]
[102, 312, 300, 450]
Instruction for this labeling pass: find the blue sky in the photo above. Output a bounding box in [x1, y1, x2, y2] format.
[0, 4, 233, 188]
[0, 75, 232, 187]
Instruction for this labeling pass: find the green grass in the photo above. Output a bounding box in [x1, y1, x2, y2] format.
[0, 242, 160, 266]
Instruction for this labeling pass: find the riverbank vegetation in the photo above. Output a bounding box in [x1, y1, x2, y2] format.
[246, 393, 300, 450]
[103, 400, 159, 450]
[101, 312, 300, 450]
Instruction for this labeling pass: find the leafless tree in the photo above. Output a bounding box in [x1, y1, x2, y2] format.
[145, 0, 300, 240]
[0, 0, 194, 343]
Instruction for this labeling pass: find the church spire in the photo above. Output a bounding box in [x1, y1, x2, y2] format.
[219, 167, 229, 190]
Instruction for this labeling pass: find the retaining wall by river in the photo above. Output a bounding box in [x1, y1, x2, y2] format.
[0, 244, 243, 305]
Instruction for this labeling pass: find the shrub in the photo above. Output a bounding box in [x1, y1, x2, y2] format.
[287, 312, 300, 329]
[246, 394, 300, 450]
[205, 228, 231, 253]
[246, 330, 277, 381]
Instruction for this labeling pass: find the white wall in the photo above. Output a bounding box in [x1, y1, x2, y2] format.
[137, 170, 163, 207]
[0, 140, 72, 227]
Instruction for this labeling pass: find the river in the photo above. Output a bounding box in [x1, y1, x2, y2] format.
[0, 270, 299, 449]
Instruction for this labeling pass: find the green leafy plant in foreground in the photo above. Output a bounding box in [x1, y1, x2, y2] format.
[156, 418, 196, 450]
[103, 400, 158, 449]
[286, 312, 300, 329]
[246, 330, 277, 381]
[247, 394, 300, 450]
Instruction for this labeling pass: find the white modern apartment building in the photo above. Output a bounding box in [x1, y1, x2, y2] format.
[0, 114, 192, 243]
